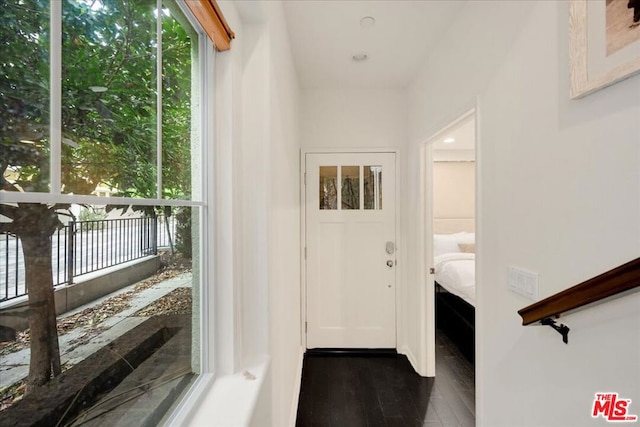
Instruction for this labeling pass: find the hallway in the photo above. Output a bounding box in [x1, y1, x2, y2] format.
[295, 331, 475, 427]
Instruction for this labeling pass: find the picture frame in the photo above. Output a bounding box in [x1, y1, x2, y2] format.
[569, 0, 640, 99]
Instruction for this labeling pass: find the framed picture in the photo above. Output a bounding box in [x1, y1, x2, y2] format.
[570, 0, 640, 98]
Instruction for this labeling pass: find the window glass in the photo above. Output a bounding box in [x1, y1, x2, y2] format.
[319, 166, 337, 210]
[364, 165, 382, 210]
[162, 2, 196, 200]
[1, 1, 51, 192]
[0, 203, 199, 423]
[61, 0, 158, 197]
[341, 166, 360, 210]
[0, 1, 203, 423]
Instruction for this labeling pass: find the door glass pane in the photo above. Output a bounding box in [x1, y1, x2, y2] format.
[341, 166, 360, 210]
[364, 165, 383, 210]
[319, 166, 337, 210]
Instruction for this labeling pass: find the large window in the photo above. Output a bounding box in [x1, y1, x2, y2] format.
[1, 1, 206, 423]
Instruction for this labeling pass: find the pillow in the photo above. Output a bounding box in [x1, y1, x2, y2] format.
[433, 234, 461, 257]
[433, 232, 475, 256]
[455, 232, 475, 245]
[458, 243, 475, 253]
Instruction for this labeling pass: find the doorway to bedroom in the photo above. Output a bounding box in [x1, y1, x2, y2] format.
[424, 110, 477, 417]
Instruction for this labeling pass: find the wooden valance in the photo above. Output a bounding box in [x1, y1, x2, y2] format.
[185, 0, 235, 51]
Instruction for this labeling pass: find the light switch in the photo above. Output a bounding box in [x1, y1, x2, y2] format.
[508, 266, 539, 301]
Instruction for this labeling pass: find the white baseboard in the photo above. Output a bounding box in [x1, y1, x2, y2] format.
[399, 344, 430, 377]
[398, 345, 417, 370]
[288, 346, 305, 427]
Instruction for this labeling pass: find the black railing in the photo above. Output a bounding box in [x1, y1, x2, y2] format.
[0, 215, 175, 302]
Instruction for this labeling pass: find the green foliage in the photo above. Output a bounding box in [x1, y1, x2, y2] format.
[1, 0, 193, 200]
[0, 0, 51, 193]
[78, 207, 107, 230]
[78, 207, 106, 222]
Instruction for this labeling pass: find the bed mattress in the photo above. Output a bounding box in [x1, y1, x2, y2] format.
[434, 252, 476, 307]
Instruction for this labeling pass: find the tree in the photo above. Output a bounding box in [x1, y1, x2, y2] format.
[0, 0, 193, 390]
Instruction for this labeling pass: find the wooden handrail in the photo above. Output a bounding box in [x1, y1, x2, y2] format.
[518, 257, 640, 326]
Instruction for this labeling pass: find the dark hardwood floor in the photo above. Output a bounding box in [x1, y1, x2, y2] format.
[295, 331, 475, 427]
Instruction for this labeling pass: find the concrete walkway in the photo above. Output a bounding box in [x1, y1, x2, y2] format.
[0, 272, 192, 389]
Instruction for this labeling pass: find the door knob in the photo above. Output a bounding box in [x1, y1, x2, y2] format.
[387, 260, 394, 268]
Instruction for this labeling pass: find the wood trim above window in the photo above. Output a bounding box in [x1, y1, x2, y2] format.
[185, 0, 235, 51]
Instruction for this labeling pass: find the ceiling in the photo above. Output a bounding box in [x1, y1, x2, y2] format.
[283, 0, 466, 89]
[432, 114, 475, 151]
[432, 114, 475, 161]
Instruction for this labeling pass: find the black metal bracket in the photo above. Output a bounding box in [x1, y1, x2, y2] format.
[541, 317, 570, 344]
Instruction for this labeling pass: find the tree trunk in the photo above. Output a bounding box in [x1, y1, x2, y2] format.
[164, 216, 175, 255]
[21, 232, 61, 390]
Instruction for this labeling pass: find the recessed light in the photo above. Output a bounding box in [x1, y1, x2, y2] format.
[443, 137, 455, 144]
[360, 16, 375, 28]
[352, 53, 369, 62]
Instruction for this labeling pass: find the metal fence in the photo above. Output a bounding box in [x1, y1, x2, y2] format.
[1, 215, 176, 302]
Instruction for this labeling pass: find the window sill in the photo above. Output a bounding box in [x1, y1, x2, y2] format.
[166, 356, 271, 427]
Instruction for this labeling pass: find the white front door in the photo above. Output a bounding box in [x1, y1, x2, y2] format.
[305, 152, 396, 348]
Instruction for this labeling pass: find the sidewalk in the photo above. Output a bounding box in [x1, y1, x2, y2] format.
[0, 271, 192, 390]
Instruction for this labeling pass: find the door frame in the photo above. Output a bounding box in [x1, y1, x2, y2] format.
[418, 106, 479, 377]
[300, 148, 401, 350]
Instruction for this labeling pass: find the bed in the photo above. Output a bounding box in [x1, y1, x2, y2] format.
[433, 232, 475, 363]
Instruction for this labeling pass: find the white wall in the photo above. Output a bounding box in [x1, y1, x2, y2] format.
[433, 161, 475, 223]
[239, 21, 271, 368]
[264, 3, 302, 427]
[188, 1, 301, 426]
[408, 1, 640, 426]
[301, 89, 407, 149]
[233, 3, 302, 425]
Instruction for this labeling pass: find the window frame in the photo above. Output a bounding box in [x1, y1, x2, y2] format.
[0, 0, 217, 421]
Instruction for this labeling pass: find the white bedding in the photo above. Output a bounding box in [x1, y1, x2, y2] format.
[434, 252, 476, 307]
